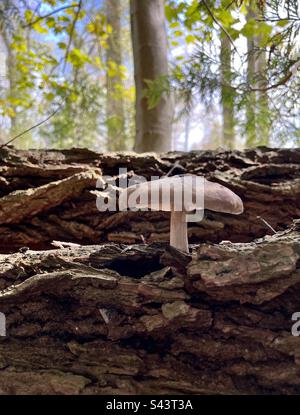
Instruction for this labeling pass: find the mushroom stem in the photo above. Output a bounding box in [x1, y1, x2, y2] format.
[170, 211, 189, 253]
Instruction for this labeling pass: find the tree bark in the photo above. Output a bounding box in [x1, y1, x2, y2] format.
[0, 220, 300, 394]
[130, 0, 173, 152]
[0, 146, 300, 253]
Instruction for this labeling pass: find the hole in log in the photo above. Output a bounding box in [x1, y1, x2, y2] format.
[108, 255, 163, 278]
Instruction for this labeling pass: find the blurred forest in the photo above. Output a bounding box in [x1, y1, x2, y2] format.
[0, 0, 299, 152]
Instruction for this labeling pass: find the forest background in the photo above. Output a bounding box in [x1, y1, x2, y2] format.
[0, 0, 299, 153]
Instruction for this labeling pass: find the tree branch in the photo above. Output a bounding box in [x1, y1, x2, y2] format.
[0, 103, 64, 149]
[199, 0, 241, 58]
[23, 4, 79, 28]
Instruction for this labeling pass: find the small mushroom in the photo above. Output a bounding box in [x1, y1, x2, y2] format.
[122, 175, 243, 253]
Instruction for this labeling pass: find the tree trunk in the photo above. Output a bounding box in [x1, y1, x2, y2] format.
[256, 48, 269, 146]
[130, 0, 173, 152]
[106, 0, 126, 151]
[246, 1, 270, 147]
[0, 35, 7, 142]
[220, 29, 235, 149]
[0, 146, 300, 253]
[256, 1, 270, 146]
[0, 220, 300, 394]
[2, 29, 18, 137]
[1, 12, 32, 148]
[246, 1, 257, 147]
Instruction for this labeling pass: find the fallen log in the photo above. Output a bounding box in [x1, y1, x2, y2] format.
[0, 220, 300, 394]
[0, 146, 300, 252]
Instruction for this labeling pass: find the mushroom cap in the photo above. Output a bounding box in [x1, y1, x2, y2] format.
[121, 174, 243, 214]
[204, 179, 243, 215]
[122, 175, 197, 212]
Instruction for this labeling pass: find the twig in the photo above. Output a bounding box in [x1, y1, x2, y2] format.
[99, 308, 109, 324]
[0, 103, 64, 149]
[200, 0, 241, 58]
[23, 4, 79, 28]
[164, 160, 181, 177]
[257, 216, 277, 234]
[248, 71, 293, 92]
[51, 240, 81, 248]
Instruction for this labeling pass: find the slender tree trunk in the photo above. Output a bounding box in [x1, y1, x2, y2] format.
[256, 2, 269, 146]
[220, 30, 235, 149]
[0, 35, 7, 142]
[130, 0, 173, 152]
[256, 49, 269, 145]
[2, 30, 18, 137]
[184, 113, 190, 152]
[246, 1, 257, 147]
[106, 0, 126, 151]
[246, 1, 270, 147]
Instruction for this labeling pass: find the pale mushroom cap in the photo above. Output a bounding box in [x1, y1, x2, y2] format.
[122, 175, 243, 214]
[204, 179, 244, 215]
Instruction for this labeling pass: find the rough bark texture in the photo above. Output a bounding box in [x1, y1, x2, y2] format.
[130, 0, 173, 152]
[0, 146, 299, 253]
[0, 220, 300, 394]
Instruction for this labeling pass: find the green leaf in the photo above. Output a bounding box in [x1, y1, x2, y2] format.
[32, 21, 49, 34]
[186, 34, 196, 44]
[68, 48, 91, 67]
[165, 4, 178, 22]
[58, 42, 67, 49]
[276, 19, 290, 27]
[174, 30, 183, 37]
[143, 76, 170, 109]
[46, 17, 56, 28]
[241, 19, 256, 38]
[25, 10, 34, 23]
[45, 92, 55, 101]
[169, 22, 180, 29]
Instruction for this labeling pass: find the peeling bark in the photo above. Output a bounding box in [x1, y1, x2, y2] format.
[0, 221, 299, 394]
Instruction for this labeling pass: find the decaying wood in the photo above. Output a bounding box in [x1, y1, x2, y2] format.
[0, 220, 300, 394]
[0, 146, 300, 252]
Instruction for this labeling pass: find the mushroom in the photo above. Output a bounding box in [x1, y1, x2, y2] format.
[121, 174, 243, 253]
